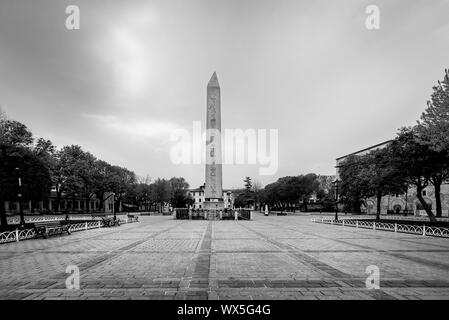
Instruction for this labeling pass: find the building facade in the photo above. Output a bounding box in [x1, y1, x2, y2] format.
[4, 189, 116, 215]
[362, 184, 449, 217]
[336, 141, 449, 217]
[188, 185, 234, 210]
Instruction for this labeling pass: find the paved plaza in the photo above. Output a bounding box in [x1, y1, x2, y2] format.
[1, 214, 449, 300]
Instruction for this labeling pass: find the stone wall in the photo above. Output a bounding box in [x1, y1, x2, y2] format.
[362, 184, 449, 217]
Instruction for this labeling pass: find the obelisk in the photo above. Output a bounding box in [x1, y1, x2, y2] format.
[204, 72, 224, 210]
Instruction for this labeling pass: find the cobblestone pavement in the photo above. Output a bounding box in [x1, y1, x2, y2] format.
[1, 214, 449, 300]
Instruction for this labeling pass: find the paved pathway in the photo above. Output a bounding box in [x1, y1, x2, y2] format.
[1, 214, 449, 300]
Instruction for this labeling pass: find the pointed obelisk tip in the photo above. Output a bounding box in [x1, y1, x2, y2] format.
[208, 72, 219, 87]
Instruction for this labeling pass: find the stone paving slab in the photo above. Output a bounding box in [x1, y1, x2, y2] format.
[1, 214, 449, 300]
[213, 239, 281, 252]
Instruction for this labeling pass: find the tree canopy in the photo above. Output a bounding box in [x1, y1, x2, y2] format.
[0, 111, 193, 226]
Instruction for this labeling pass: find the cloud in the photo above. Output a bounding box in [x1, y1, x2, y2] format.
[88, 5, 161, 98]
[83, 113, 179, 139]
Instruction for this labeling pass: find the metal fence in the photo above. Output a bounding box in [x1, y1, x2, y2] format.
[192, 210, 207, 220]
[175, 208, 190, 220]
[221, 210, 235, 220]
[238, 209, 251, 220]
[311, 218, 449, 238]
[5, 214, 138, 225]
[0, 216, 139, 244]
[173, 209, 252, 221]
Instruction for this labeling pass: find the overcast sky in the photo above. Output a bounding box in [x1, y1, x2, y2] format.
[0, 0, 448, 189]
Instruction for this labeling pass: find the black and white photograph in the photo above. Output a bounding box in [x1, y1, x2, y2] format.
[0, 0, 449, 314]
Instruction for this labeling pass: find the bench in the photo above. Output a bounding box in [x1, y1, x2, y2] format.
[102, 217, 121, 227]
[128, 214, 139, 222]
[34, 221, 71, 239]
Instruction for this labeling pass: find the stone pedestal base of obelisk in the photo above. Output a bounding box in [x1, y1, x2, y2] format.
[204, 201, 224, 220]
[203, 201, 224, 210]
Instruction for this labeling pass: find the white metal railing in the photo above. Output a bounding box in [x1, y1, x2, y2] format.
[69, 221, 103, 232]
[0, 230, 20, 243]
[123, 216, 139, 223]
[5, 214, 139, 225]
[311, 218, 449, 238]
[0, 215, 139, 244]
[7, 215, 65, 224]
[0, 228, 37, 244]
[325, 214, 449, 223]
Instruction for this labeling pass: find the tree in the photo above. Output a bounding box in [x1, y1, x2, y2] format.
[417, 68, 449, 152]
[358, 148, 407, 220]
[34, 138, 56, 157]
[315, 175, 335, 211]
[416, 68, 449, 217]
[1, 117, 51, 225]
[259, 174, 320, 212]
[91, 160, 114, 212]
[0, 106, 7, 142]
[1, 112, 172, 217]
[316, 188, 335, 211]
[251, 180, 263, 210]
[109, 166, 137, 212]
[132, 176, 152, 210]
[262, 182, 280, 207]
[29, 138, 57, 212]
[53, 145, 95, 212]
[243, 177, 252, 191]
[0, 144, 51, 226]
[317, 175, 334, 194]
[297, 174, 320, 212]
[339, 155, 369, 213]
[150, 178, 171, 211]
[233, 189, 252, 208]
[234, 177, 255, 209]
[169, 177, 190, 208]
[0, 119, 33, 147]
[394, 128, 449, 218]
[426, 151, 449, 217]
[390, 128, 437, 221]
[77, 152, 97, 212]
[276, 176, 299, 210]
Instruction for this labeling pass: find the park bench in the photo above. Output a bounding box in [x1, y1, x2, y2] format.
[33, 221, 71, 239]
[102, 217, 121, 227]
[128, 214, 138, 222]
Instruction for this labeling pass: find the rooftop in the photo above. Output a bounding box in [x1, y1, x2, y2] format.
[336, 140, 393, 161]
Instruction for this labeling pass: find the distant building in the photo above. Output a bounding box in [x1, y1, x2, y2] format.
[335, 140, 393, 180]
[188, 184, 234, 210]
[4, 189, 116, 215]
[336, 141, 449, 217]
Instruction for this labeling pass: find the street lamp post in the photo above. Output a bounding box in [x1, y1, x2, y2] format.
[112, 193, 116, 221]
[9, 152, 24, 228]
[16, 167, 25, 228]
[333, 179, 340, 222]
[404, 182, 409, 216]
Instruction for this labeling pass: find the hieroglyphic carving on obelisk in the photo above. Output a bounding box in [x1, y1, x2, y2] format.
[204, 72, 223, 210]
